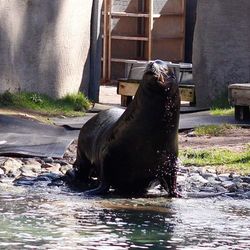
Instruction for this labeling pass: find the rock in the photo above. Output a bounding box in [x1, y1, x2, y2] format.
[189, 173, 209, 185]
[216, 185, 228, 193]
[36, 173, 62, 181]
[20, 159, 42, 176]
[206, 168, 217, 174]
[41, 163, 61, 174]
[207, 177, 220, 185]
[22, 159, 42, 172]
[239, 182, 250, 192]
[13, 176, 37, 186]
[1, 158, 22, 174]
[59, 164, 72, 174]
[54, 159, 68, 166]
[41, 163, 54, 169]
[0, 168, 4, 175]
[177, 175, 187, 184]
[188, 166, 202, 174]
[241, 176, 250, 184]
[199, 186, 217, 193]
[221, 181, 237, 192]
[48, 179, 65, 187]
[187, 131, 196, 137]
[0, 177, 14, 184]
[242, 191, 250, 199]
[43, 157, 54, 163]
[201, 173, 217, 180]
[217, 174, 230, 182]
[19, 167, 38, 177]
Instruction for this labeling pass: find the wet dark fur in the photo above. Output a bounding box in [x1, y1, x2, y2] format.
[70, 60, 180, 196]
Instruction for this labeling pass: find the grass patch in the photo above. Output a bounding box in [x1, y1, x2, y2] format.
[0, 91, 92, 116]
[210, 107, 234, 116]
[179, 147, 250, 175]
[211, 93, 231, 109]
[194, 124, 236, 136]
[210, 92, 234, 116]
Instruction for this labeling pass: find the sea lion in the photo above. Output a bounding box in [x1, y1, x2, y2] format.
[71, 60, 180, 197]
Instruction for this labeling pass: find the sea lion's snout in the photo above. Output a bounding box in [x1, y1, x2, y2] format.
[144, 60, 175, 87]
[145, 60, 168, 76]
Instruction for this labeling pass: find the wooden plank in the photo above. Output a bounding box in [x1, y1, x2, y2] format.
[152, 36, 184, 40]
[179, 85, 195, 102]
[111, 35, 149, 41]
[230, 89, 250, 106]
[228, 83, 250, 106]
[118, 82, 139, 96]
[153, 13, 184, 18]
[117, 82, 195, 103]
[111, 12, 149, 18]
[228, 83, 250, 90]
[111, 58, 149, 63]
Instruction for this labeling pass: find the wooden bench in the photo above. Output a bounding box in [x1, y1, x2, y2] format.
[117, 61, 195, 106]
[228, 83, 250, 121]
[117, 80, 196, 107]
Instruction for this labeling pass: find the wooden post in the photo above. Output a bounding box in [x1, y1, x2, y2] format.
[102, 0, 108, 80]
[107, 0, 112, 80]
[181, 0, 186, 61]
[148, 0, 153, 60]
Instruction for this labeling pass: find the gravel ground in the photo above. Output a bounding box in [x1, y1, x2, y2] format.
[1, 139, 249, 199]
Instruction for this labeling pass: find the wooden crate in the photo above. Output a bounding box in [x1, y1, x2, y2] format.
[228, 83, 250, 121]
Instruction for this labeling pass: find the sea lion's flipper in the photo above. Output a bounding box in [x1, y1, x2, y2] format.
[160, 172, 181, 198]
[82, 159, 110, 196]
[63, 153, 94, 190]
[83, 181, 110, 196]
[73, 153, 93, 182]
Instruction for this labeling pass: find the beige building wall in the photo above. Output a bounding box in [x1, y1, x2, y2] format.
[0, 0, 93, 98]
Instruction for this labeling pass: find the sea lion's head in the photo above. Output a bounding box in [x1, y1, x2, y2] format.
[143, 60, 178, 96]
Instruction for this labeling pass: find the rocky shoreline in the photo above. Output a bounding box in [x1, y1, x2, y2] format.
[0, 140, 250, 199]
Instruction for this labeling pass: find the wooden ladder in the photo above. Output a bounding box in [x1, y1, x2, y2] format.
[102, 0, 153, 81]
[102, 0, 186, 82]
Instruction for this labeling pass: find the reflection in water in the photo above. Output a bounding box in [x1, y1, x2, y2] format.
[0, 184, 249, 249]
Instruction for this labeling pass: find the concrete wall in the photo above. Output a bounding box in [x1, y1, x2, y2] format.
[193, 0, 250, 107]
[0, 0, 94, 99]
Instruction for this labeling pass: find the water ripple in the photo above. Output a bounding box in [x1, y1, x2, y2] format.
[0, 186, 249, 249]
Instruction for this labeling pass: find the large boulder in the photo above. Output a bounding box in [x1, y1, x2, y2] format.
[193, 0, 250, 107]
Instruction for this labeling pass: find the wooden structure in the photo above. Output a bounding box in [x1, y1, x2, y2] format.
[117, 62, 195, 106]
[102, 0, 186, 81]
[118, 81, 195, 106]
[228, 83, 250, 121]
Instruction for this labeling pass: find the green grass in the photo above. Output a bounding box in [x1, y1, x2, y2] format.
[0, 91, 92, 116]
[211, 93, 231, 109]
[194, 124, 236, 137]
[210, 107, 234, 116]
[179, 146, 250, 175]
[209, 93, 234, 116]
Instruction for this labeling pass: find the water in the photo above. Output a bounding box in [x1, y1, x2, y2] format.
[0, 183, 249, 250]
